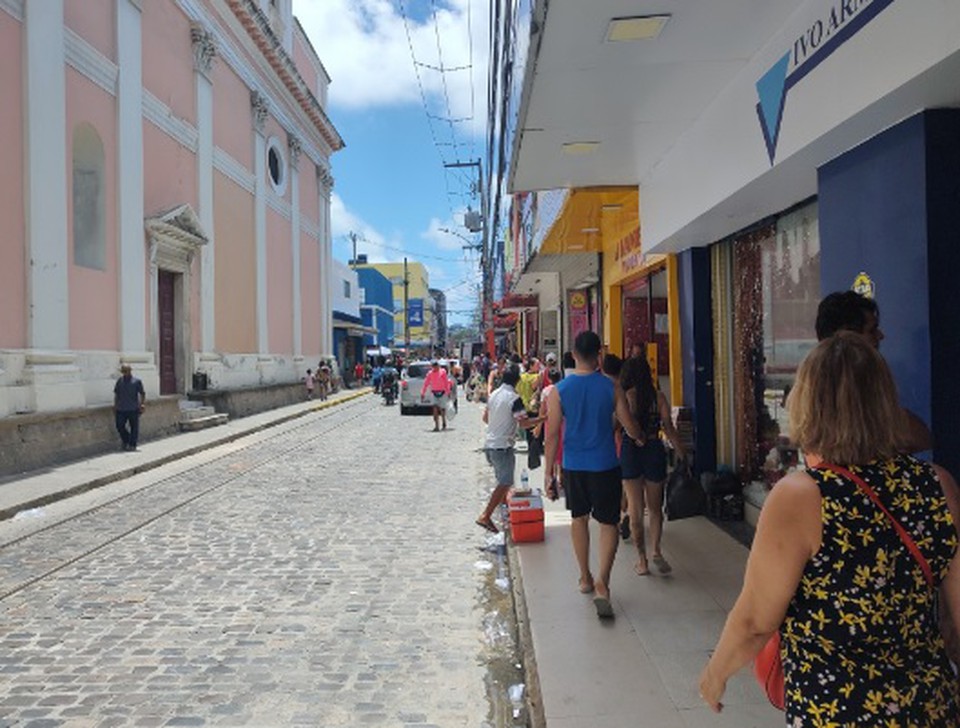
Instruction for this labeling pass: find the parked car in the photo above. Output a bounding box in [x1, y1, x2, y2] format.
[399, 360, 458, 415]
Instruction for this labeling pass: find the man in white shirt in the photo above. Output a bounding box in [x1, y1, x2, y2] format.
[476, 365, 543, 533]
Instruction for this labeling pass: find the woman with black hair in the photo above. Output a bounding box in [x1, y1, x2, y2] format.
[619, 356, 686, 576]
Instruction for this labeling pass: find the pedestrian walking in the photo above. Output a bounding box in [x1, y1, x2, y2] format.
[540, 352, 559, 390]
[542, 331, 646, 618]
[317, 363, 331, 401]
[476, 365, 543, 533]
[113, 364, 145, 451]
[304, 369, 316, 400]
[538, 369, 563, 499]
[487, 355, 506, 399]
[420, 360, 452, 431]
[699, 332, 960, 724]
[619, 356, 686, 576]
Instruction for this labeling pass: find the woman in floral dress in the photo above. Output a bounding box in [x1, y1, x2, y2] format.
[700, 332, 960, 726]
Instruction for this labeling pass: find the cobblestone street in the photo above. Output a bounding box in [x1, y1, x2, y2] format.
[0, 396, 515, 727]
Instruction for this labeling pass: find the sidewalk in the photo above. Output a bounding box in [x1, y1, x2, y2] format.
[512, 499, 782, 727]
[0, 388, 371, 521]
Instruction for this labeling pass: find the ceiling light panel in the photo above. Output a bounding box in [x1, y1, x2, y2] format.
[606, 15, 670, 42]
[562, 141, 601, 155]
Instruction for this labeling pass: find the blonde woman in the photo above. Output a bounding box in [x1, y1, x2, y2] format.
[700, 332, 960, 725]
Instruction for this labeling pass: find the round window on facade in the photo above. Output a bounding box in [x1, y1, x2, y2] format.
[266, 137, 286, 196]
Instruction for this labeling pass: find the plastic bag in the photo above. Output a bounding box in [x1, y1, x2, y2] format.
[665, 462, 705, 520]
[445, 398, 458, 422]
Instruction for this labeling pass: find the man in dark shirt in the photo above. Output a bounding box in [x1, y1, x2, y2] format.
[114, 364, 146, 451]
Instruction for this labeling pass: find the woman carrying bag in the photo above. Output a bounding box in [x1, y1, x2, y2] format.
[700, 331, 960, 725]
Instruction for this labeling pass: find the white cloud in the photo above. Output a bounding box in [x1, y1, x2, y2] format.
[421, 211, 482, 252]
[330, 192, 481, 321]
[330, 192, 403, 263]
[294, 0, 487, 138]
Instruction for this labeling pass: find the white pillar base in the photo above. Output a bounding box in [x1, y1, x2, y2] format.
[21, 351, 86, 413]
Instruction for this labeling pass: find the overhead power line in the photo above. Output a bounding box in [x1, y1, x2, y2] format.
[340, 234, 479, 264]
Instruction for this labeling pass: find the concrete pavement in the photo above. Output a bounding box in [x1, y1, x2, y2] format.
[511, 496, 783, 727]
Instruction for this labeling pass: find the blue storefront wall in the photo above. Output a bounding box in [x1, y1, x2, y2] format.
[358, 268, 395, 348]
[678, 247, 716, 475]
[818, 109, 960, 474]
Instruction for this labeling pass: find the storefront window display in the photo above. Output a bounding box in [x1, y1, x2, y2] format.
[622, 270, 670, 382]
[732, 201, 820, 486]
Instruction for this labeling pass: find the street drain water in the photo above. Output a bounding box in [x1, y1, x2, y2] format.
[477, 531, 530, 728]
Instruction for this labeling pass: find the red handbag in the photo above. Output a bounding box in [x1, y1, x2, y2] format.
[752, 463, 933, 711]
[753, 633, 785, 710]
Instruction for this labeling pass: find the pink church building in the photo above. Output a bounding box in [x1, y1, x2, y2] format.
[0, 0, 343, 446]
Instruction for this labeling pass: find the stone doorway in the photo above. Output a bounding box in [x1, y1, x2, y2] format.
[146, 205, 208, 395]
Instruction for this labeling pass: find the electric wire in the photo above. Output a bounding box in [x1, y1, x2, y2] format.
[429, 0, 462, 159]
[339, 234, 479, 264]
[395, 0, 458, 218]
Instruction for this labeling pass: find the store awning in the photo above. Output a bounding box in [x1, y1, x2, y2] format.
[366, 346, 391, 357]
[499, 293, 539, 312]
[333, 321, 378, 338]
[538, 187, 639, 256]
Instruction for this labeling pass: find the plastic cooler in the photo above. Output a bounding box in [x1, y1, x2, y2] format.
[507, 491, 545, 543]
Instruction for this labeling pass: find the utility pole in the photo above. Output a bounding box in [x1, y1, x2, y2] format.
[403, 257, 410, 354]
[443, 158, 491, 355]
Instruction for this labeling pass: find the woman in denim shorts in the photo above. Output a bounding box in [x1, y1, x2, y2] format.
[619, 356, 686, 576]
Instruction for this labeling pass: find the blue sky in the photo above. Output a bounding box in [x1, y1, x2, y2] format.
[293, 0, 488, 325]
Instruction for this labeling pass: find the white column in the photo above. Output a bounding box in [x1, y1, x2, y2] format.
[192, 24, 216, 353]
[317, 167, 333, 356]
[21, 0, 87, 412]
[23, 0, 68, 350]
[289, 136, 302, 357]
[116, 0, 146, 348]
[252, 91, 269, 354]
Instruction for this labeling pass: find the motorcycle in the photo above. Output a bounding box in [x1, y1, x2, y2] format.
[381, 376, 398, 406]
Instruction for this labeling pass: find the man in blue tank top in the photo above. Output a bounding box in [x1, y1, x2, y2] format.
[543, 331, 645, 618]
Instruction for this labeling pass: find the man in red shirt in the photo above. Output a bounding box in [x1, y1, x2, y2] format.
[354, 361, 365, 387]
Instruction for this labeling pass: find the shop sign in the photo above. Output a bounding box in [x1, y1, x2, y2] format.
[756, 0, 898, 164]
[569, 290, 590, 340]
[851, 271, 875, 299]
[408, 298, 424, 327]
[614, 229, 642, 277]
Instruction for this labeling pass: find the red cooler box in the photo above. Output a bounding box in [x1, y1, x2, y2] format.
[508, 491, 545, 543]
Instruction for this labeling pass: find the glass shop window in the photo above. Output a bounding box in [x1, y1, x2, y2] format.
[759, 201, 820, 485]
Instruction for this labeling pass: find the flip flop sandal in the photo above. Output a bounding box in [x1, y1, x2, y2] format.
[578, 579, 595, 594]
[593, 594, 614, 618]
[476, 519, 499, 534]
[652, 555, 672, 575]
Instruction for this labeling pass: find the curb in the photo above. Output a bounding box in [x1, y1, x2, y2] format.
[507, 536, 547, 728]
[0, 389, 372, 522]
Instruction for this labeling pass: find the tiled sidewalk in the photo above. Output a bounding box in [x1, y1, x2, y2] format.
[513, 502, 783, 727]
[0, 388, 371, 520]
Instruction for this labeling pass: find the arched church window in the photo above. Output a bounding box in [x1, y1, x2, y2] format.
[72, 123, 106, 270]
